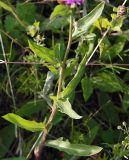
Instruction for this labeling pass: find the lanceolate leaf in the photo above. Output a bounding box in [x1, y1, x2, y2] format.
[56, 99, 82, 119]
[28, 40, 57, 65]
[62, 41, 94, 98]
[46, 138, 102, 156]
[100, 36, 126, 60]
[2, 113, 45, 132]
[91, 71, 124, 92]
[0, 1, 14, 13]
[72, 2, 105, 39]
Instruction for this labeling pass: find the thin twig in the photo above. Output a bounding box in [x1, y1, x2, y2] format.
[85, 0, 127, 65]
[83, 0, 87, 16]
[0, 29, 25, 49]
[85, 27, 110, 65]
[1, 60, 129, 67]
[0, 33, 21, 154]
[26, 132, 43, 159]
[0, 33, 16, 109]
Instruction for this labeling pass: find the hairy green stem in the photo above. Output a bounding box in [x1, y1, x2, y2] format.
[34, 14, 73, 160]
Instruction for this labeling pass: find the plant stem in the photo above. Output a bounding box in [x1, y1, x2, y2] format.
[0, 34, 16, 109]
[34, 14, 73, 160]
[85, 27, 110, 65]
[122, 0, 128, 6]
[83, 0, 87, 16]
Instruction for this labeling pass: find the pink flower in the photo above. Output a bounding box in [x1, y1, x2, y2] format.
[62, 0, 84, 5]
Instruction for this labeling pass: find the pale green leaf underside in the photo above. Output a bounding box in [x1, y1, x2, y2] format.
[46, 138, 102, 156]
[2, 113, 45, 132]
[56, 99, 82, 119]
[72, 2, 105, 39]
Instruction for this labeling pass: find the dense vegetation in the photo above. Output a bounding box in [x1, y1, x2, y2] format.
[0, 0, 129, 160]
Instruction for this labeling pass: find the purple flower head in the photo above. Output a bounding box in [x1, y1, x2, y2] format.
[63, 0, 84, 5]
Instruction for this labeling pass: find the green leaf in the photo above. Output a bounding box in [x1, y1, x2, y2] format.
[54, 41, 65, 62]
[4, 2, 37, 39]
[81, 76, 93, 102]
[45, 17, 68, 31]
[92, 71, 124, 92]
[2, 113, 45, 132]
[0, 125, 15, 158]
[98, 92, 119, 125]
[62, 40, 94, 98]
[4, 16, 21, 38]
[122, 94, 129, 111]
[50, 5, 70, 19]
[56, 99, 82, 119]
[46, 138, 102, 156]
[1, 158, 26, 160]
[28, 40, 57, 65]
[94, 17, 110, 30]
[99, 36, 111, 56]
[16, 99, 48, 117]
[72, 2, 105, 39]
[16, 3, 36, 24]
[111, 14, 125, 32]
[27, 21, 40, 37]
[100, 129, 117, 143]
[64, 58, 77, 78]
[44, 64, 58, 74]
[100, 36, 126, 60]
[0, 1, 14, 13]
[42, 71, 55, 95]
[39, 71, 55, 107]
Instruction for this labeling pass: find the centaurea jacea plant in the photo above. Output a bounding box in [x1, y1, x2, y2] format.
[2, 1, 105, 160]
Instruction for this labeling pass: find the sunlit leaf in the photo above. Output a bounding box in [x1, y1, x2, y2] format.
[0, 1, 14, 13]
[2, 113, 45, 132]
[46, 138, 102, 156]
[28, 40, 57, 65]
[94, 17, 110, 30]
[56, 99, 82, 119]
[111, 14, 125, 32]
